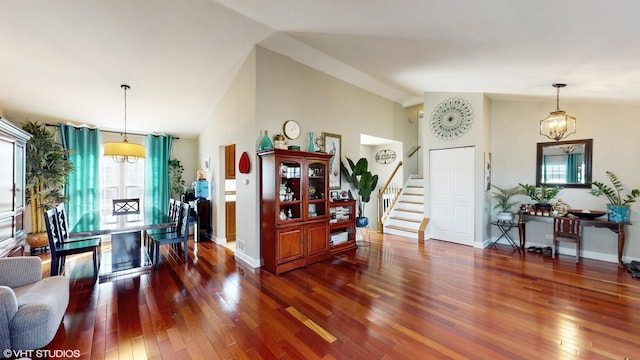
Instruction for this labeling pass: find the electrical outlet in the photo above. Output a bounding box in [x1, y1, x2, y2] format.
[545, 234, 553, 239]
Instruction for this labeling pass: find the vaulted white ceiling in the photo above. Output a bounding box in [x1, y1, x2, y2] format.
[1, 0, 638, 138]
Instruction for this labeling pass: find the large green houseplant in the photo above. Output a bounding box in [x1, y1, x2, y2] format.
[340, 157, 378, 227]
[590, 171, 640, 222]
[491, 185, 523, 221]
[22, 121, 73, 244]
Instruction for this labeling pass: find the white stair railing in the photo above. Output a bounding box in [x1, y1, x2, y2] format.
[377, 161, 403, 230]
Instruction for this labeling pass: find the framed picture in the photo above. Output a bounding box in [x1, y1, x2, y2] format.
[330, 190, 339, 201]
[323, 132, 341, 189]
[484, 152, 491, 191]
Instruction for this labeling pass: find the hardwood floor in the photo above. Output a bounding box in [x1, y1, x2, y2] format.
[39, 232, 640, 359]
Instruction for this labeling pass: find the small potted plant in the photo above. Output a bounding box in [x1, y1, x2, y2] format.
[518, 183, 562, 211]
[590, 171, 640, 222]
[491, 185, 523, 221]
[340, 157, 378, 228]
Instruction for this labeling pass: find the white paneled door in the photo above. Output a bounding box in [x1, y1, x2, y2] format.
[429, 147, 474, 246]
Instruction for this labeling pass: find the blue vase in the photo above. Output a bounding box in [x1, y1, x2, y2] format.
[607, 204, 630, 223]
[258, 130, 273, 151]
[356, 217, 369, 228]
[308, 132, 315, 152]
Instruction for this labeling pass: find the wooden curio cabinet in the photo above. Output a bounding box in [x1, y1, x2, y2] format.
[0, 118, 31, 258]
[259, 149, 332, 274]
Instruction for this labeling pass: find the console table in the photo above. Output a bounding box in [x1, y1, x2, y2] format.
[518, 213, 629, 267]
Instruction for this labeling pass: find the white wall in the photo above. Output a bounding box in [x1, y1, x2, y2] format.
[198, 46, 411, 268]
[197, 48, 258, 266]
[491, 98, 640, 262]
[254, 46, 409, 242]
[422, 92, 491, 247]
[367, 142, 403, 229]
[402, 104, 423, 179]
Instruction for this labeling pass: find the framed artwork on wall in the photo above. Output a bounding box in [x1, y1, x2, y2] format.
[484, 152, 491, 191]
[323, 132, 341, 189]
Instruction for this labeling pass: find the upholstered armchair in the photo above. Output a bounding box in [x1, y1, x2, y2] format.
[0, 257, 69, 351]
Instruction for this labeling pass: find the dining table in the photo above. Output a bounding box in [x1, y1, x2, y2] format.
[71, 208, 175, 278]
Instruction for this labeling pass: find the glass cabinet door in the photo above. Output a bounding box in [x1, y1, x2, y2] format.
[307, 159, 327, 219]
[14, 142, 25, 210]
[0, 137, 13, 213]
[278, 158, 302, 223]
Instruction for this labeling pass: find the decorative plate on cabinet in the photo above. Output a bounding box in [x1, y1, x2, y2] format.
[429, 98, 474, 140]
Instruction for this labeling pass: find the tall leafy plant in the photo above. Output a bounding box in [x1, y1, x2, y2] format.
[491, 185, 523, 213]
[590, 171, 640, 205]
[169, 159, 185, 196]
[23, 121, 73, 234]
[340, 157, 379, 218]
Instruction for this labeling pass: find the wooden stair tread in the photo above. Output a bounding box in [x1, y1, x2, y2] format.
[389, 216, 422, 223]
[394, 208, 423, 214]
[385, 224, 418, 233]
[398, 200, 424, 205]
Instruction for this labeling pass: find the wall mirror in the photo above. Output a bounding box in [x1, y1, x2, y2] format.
[536, 138, 593, 188]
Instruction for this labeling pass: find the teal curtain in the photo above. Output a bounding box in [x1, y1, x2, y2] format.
[59, 124, 101, 228]
[566, 153, 579, 183]
[144, 134, 173, 215]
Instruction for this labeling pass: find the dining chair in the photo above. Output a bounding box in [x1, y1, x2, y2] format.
[112, 198, 141, 215]
[56, 203, 103, 245]
[553, 217, 582, 263]
[143, 199, 180, 252]
[44, 208, 102, 280]
[149, 202, 190, 269]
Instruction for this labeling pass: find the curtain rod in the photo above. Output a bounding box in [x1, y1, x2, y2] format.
[45, 123, 179, 139]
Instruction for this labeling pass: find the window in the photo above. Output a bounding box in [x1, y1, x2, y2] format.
[99, 155, 144, 229]
[541, 154, 585, 184]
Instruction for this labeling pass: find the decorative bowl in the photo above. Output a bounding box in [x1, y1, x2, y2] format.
[567, 209, 606, 220]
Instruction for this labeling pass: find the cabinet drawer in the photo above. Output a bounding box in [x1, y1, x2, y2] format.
[276, 227, 304, 264]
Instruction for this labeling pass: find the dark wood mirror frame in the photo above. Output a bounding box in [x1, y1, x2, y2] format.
[536, 138, 593, 189]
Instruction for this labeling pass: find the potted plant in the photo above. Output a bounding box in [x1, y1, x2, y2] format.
[590, 171, 640, 222]
[22, 121, 73, 249]
[518, 183, 562, 211]
[491, 185, 523, 221]
[169, 159, 185, 197]
[340, 157, 379, 227]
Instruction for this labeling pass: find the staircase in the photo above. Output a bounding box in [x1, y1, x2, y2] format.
[383, 176, 425, 239]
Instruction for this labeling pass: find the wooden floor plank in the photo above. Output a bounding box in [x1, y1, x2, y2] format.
[38, 234, 640, 359]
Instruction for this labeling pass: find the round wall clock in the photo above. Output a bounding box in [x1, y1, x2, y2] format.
[283, 120, 301, 140]
[429, 98, 474, 140]
[375, 149, 397, 164]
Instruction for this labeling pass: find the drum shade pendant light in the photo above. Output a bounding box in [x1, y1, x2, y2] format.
[104, 84, 145, 162]
[540, 83, 576, 141]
